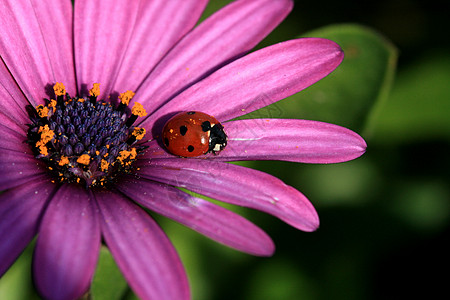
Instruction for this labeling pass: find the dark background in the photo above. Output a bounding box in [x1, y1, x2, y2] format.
[0, 1, 448, 299]
[174, 1, 450, 299]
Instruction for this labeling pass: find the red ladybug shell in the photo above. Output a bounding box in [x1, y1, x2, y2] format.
[162, 111, 227, 157]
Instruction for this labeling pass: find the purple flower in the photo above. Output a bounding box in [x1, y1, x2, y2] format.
[0, 0, 366, 299]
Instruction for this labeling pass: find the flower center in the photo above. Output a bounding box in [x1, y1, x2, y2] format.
[27, 83, 148, 188]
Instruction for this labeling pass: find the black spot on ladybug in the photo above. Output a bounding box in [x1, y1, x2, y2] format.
[187, 111, 196, 115]
[180, 125, 188, 136]
[164, 138, 169, 147]
[201, 121, 211, 132]
[187, 145, 194, 152]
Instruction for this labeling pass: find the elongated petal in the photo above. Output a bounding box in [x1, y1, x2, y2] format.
[0, 116, 28, 151]
[135, 159, 319, 232]
[0, 149, 46, 191]
[0, 178, 54, 276]
[0, 0, 75, 102]
[28, 0, 76, 92]
[34, 184, 100, 300]
[141, 38, 344, 130]
[0, 60, 32, 125]
[74, 0, 140, 96]
[139, 118, 366, 164]
[0, 122, 43, 190]
[113, 0, 208, 93]
[95, 190, 189, 300]
[217, 119, 367, 163]
[118, 178, 275, 256]
[136, 0, 293, 116]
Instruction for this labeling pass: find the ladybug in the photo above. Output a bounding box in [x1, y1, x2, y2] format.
[162, 111, 227, 157]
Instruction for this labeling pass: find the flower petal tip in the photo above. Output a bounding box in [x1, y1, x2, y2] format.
[326, 38, 345, 67]
[352, 134, 368, 159]
[310, 37, 345, 70]
[303, 213, 320, 233]
[252, 237, 276, 257]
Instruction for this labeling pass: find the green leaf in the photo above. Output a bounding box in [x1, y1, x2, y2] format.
[244, 24, 397, 135]
[372, 52, 450, 143]
[0, 241, 39, 300]
[90, 246, 128, 300]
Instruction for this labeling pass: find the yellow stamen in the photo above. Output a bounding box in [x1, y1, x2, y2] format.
[117, 151, 127, 163]
[119, 90, 135, 105]
[59, 156, 69, 166]
[131, 102, 147, 117]
[38, 125, 55, 144]
[77, 154, 91, 165]
[36, 105, 49, 118]
[35, 125, 54, 157]
[38, 144, 49, 156]
[89, 83, 100, 97]
[130, 147, 137, 160]
[101, 159, 109, 172]
[53, 82, 66, 96]
[48, 99, 57, 112]
[132, 127, 146, 140]
[117, 148, 137, 167]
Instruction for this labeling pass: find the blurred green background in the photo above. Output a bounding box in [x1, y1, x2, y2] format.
[1, 0, 448, 299]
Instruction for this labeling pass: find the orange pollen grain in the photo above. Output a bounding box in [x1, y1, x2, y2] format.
[117, 150, 129, 162]
[117, 147, 137, 163]
[130, 148, 137, 159]
[36, 105, 49, 118]
[38, 144, 49, 156]
[100, 159, 109, 172]
[48, 99, 57, 112]
[77, 154, 91, 165]
[89, 83, 101, 97]
[132, 127, 146, 140]
[59, 156, 69, 166]
[131, 102, 147, 117]
[119, 90, 135, 105]
[38, 125, 55, 144]
[53, 82, 66, 96]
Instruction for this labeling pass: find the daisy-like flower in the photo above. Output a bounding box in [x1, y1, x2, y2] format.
[0, 0, 366, 299]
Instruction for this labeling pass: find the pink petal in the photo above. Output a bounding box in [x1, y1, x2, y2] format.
[217, 119, 367, 163]
[34, 184, 101, 300]
[135, 158, 319, 232]
[28, 0, 76, 93]
[141, 38, 344, 131]
[74, 0, 140, 96]
[0, 149, 46, 191]
[117, 178, 275, 256]
[135, 0, 293, 116]
[113, 0, 208, 93]
[95, 189, 189, 300]
[0, 116, 28, 152]
[139, 118, 366, 164]
[0, 60, 32, 125]
[0, 178, 54, 276]
[0, 0, 76, 102]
